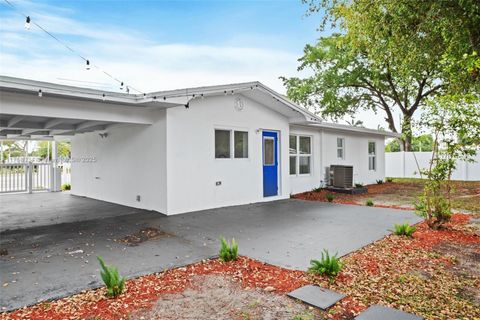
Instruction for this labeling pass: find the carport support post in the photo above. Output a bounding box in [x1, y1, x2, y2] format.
[27, 162, 32, 193]
[50, 140, 60, 192]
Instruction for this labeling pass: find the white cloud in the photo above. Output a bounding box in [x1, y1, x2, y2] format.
[0, 2, 300, 93]
[0, 0, 391, 130]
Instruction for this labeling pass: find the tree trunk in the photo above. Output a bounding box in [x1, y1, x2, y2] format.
[402, 114, 413, 151]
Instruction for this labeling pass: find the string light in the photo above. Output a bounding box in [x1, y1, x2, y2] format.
[120, 82, 124, 90]
[2, 0, 144, 94]
[102, 93, 106, 101]
[24, 16, 30, 29]
[38, 89, 42, 97]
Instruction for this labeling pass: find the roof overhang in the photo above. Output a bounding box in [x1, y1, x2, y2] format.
[0, 76, 398, 139]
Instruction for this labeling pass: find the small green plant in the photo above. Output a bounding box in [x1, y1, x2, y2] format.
[354, 183, 364, 188]
[376, 179, 384, 184]
[386, 177, 394, 183]
[311, 186, 322, 192]
[365, 199, 374, 206]
[392, 223, 416, 237]
[309, 250, 343, 278]
[219, 237, 238, 262]
[325, 193, 335, 202]
[97, 256, 126, 297]
[61, 183, 71, 191]
[292, 313, 314, 320]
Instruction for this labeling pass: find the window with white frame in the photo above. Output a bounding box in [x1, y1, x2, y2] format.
[337, 137, 345, 159]
[368, 141, 376, 171]
[215, 129, 248, 159]
[289, 135, 311, 175]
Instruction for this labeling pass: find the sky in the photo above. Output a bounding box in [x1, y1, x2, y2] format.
[0, 0, 392, 129]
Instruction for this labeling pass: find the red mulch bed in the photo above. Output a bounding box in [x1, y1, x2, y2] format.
[292, 183, 414, 210]
[2, 214, 478, 320]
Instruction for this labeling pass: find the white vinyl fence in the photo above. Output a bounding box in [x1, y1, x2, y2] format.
[385, 152, 480, 181]
[0, 162, 72, 193]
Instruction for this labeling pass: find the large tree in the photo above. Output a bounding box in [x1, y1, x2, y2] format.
[283, 0, 480, 150]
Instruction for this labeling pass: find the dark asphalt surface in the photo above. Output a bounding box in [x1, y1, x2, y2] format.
[0, 193, 420, 311]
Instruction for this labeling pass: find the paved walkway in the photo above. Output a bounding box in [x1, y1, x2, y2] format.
[0, 193, 420, 310]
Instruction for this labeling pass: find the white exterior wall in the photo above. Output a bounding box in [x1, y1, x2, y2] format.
[71, 109, 167, 212]
[165, 95, 290, 215]
[322, 131, 385, 185]
[70, 94, 389, 215]
[289, 127, 387, 194]
[289, 126, 322, 194]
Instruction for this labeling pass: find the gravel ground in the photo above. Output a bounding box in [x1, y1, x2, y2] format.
[136, 275, 321, 320]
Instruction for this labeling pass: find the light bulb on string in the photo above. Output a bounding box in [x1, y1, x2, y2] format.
[38, 89, 42, 97]
[120, 82, 124, 90]
[25, 16, 31, 30]
[86, 60, 90, 70]
[102, 94, 106, 101]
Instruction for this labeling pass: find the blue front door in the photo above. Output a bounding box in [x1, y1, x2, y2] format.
[262, 131, 278, 197]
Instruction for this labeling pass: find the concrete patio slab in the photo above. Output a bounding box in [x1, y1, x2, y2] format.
[287, 285, 345, 310]
[0, 192, 421, 311]
[0, 192, 144, 232]
[355, 305, 424, 320]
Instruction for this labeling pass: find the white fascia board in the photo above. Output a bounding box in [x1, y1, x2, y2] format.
[293, 122, 400, 138]
[1, 91, 155, 125]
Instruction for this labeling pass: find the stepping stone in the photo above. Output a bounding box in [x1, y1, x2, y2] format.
[355, 305, 424, 320]
[287, 285, 345, 310]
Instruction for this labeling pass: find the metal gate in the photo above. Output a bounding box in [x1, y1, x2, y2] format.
[0, 162, 54, 193]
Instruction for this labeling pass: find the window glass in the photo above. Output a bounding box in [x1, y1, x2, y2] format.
[299, 156, 311, 174]
[337, 138, 345, 159]
[215, 130, 230, 158]
[369, 157, 376, 171]
[263, 138, 274, 165]
[337, 148, 343, 159]
[368, 141, 376, 170]
[289, 135, 297, 154]
[337, 138, 343, 148]
[299, 136, 311, 154]
[369, 141, 376, 155]
[289, 156, 296, 175]
[234, 131, 248, 158]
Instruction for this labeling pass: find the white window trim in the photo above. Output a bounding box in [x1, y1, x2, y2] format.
[214, 127, 249, 160]
[337, 137, 345, 160]
[368, 140, 377, 171]
[289, 134, 313, 176]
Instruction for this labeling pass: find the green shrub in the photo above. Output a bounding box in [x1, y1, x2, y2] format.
[376, 179, 384, 184]
[61, 183, 71, 191]
[386, 177, 394, 183]
[97, 256, 126, 297]
[309, 250, 343, 278]
[392, 223, 416, 237]
[415, 193, 451, 229]
[325, 193, 335, 202]
[354, 183, 364, 188]
[219, 237, 238, 262]
[365, 199, 374, 206]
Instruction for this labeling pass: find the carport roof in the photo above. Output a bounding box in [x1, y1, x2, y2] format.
[0, 76, 399, 138]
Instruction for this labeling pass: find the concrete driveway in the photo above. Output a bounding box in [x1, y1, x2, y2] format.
[0, 193, 420, 311]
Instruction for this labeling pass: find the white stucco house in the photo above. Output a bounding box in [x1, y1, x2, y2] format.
[0, 76, 399, 215]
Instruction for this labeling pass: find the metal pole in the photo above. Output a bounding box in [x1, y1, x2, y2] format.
[28, 162, 32, 193]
